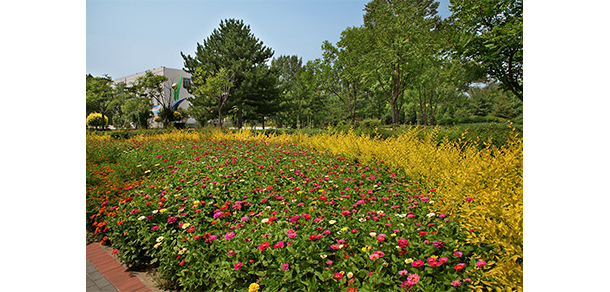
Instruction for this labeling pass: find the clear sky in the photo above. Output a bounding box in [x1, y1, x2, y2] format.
[87, 0, 452, 79]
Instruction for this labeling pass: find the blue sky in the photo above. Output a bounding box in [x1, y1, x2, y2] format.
[87, 0, 451, 79]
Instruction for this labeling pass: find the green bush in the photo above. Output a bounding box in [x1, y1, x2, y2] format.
[361, 118, 382, 129]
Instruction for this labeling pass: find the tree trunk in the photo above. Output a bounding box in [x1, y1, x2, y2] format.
[218, 108, 223, 127]
[237, 107, 243, 129]
[390, 101, 398, 126]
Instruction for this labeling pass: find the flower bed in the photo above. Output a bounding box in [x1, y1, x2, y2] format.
[87, 136, 490, 291]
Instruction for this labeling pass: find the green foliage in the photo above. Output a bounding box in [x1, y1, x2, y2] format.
[131, 71, 169, 127]
[449, 0, 523, 101]
[122, 97, 152, 129]
[86, 112, 109, 128]
[86, 74, 116, 129]
[362, 0, 441, 125]
[182, 18, 278, 129]
[189, 68, 233, 127]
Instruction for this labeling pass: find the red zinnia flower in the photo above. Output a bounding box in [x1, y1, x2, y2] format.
[454, 263, 465, 271]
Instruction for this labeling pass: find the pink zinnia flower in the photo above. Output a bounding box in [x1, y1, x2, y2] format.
[224, 232, 235, 240]
[326, 260, 333, 265]
[476, 260, 487, 267]
[407, 273, 420, 284]
[453, 251, 463, 257]
[369, 254, 379, 261]
[400, 281, 412, 289]
[464, 197, 473, 201]
[234, 262, 242, 270]
[333, 272, 343, 280]
[258, 242, 269, 251]
[398, 270, 408, 276]
[273, 241, 285, 249]
[451, 280, 462, 287]
[309, 234, 317, 241]
[411, 260, 424, 267]
[151, 225, 159, 231]
[397, 238, 409, 248]
[281, 263, 289, 271]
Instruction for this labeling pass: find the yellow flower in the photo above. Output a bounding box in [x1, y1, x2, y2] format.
[405, 258, 413, 264]
[159, 209, 167, 213]
[391, 233, 397, 237]
[341, 227, 348, 231]
[181, 223, 190, 229]
[249, 283, 260, 292]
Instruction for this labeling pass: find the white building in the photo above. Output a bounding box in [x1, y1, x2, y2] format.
[113, 66, 196, 127]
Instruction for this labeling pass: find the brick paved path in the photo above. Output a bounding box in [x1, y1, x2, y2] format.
[86, 243, 152, 292]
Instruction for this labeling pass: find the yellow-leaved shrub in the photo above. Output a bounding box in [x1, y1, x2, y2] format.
[280, 127, 523, 292]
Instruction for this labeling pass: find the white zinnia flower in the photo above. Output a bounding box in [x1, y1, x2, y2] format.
[156, 236, 164, 243]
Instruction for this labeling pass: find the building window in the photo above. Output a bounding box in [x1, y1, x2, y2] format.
[183, 78, 191, 87]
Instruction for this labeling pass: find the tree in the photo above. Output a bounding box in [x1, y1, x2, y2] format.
[132, 71, 170, 127]
[362, 0, 441, 126]
[298, 60, 329, 128]
[271, 55, 304, 127]
[86, 74, 115, 130]
[189, 68, 233, 127]
[448, 0, 523, 101]
[320, 26, 367, 125]
[182, 19, 277, 129]
[122, 97, 152, 129]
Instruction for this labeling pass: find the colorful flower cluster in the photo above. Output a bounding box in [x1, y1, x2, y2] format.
[87, 136, 488, 291]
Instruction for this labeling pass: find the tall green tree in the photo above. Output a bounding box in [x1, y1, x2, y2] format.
[448, 0, 523, 101]
[299, 60, 329, 128]
[182, 19, 277, 128]
[321, 26, 367, 125]
[189, 68, 233, 127]
[362, 0, 441, 125]
[271, 55, 304, 127]
[86, 74, 115, 129]
[132, 71, 170, 127]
